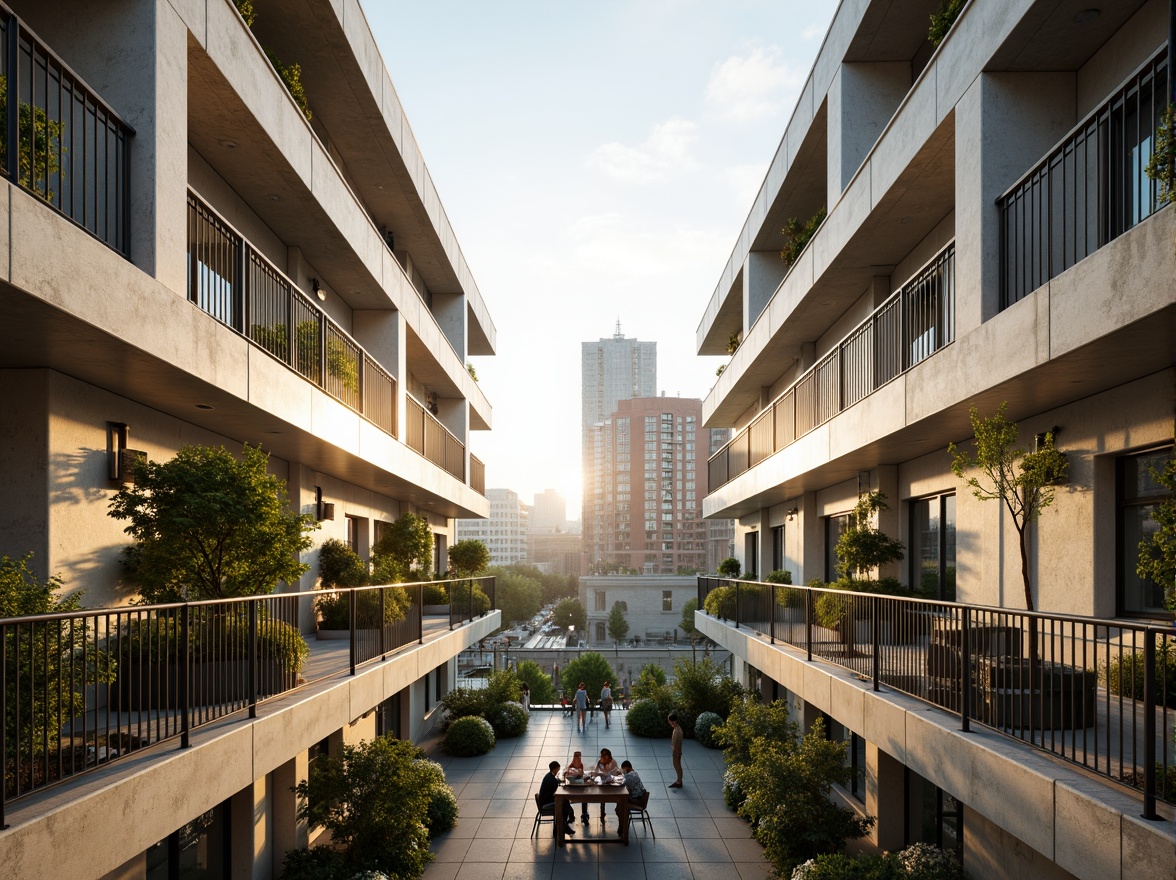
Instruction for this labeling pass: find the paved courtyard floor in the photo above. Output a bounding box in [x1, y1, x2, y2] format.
[422, 709, 772, 880]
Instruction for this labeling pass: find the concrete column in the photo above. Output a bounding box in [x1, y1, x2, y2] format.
[799, 491, 822, 584]
[875, 465, 901, 582]
[827, 62, 911, 205]
[230, 776, 272, 880]
[431, 292, 467, 360]
[868, 745, 905, 851]
[271, 754, 309, 876]
[745, 251, 788, 329]
[954, 72, 1075, 334]
[802, 700, 824, 733]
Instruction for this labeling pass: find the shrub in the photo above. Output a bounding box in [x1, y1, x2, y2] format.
[440, 687, 486, 729]
[449, 580, 491, 616]
[722, 768, 745, 811]
[626, 698, 672, 738]
[766, 569, 793, 584]
[316, 592, 350, 630]
[486, 701, 529, 738]
[422, 584, 449, 605]
[443, 716, 495, 756]
[718, 557, 741, 578]
[281, 847, 349, 880]
[928, 0, 964, 47]
[319, 538, 368, 588]
[483, 668, 522, 707]
[560, 652, 618, 700]
[704, 585, 736, 618]
[791, 853, 904, 880]
[673, 656, 744, 733]
[695, 711, 724, 748]
[412, 757, 459, 837]
[779, 208, 826, 268]
[515, 659, 557, 704]
[898, 843, 964, 880]
[294, 735, 433, 878]
[1099, 644, 1176, 709]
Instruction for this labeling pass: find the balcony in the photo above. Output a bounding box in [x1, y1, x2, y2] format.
[406, 394, 466, 483]
[186, 190, 397, 437]
[0, 4, 132, 255]
[1000, 51, 1168, 308]
[0, 576, 496, 823]
[709, 243, 955, 492]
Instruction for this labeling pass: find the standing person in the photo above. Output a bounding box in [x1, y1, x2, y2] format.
[520, 682, 531, 714]
[599, 681, 614, 729]
[537, 760, 575, 836]
[574, 682, 589, 732]
[668, 713, 684, 788]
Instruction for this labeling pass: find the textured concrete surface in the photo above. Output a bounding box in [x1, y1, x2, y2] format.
[423, 709, 771, 880]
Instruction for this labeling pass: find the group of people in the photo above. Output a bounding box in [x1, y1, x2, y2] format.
[535, 713, 686, 838]
[562, 680, 623, 731]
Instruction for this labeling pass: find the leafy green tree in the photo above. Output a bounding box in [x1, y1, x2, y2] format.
[540, 572, 574, 605]
[560, 652, 618, 700]
[631, 663, 667, 699]
[1136, 453, 1176, 612]
[0, 76, 65, 203]
[294, 735, 435, 877]
[717, 557, 741, 578]
[448, 540, 490, 577]
[552, 596, 587, 633]
[318, 538, 368, 587]
[835, 492, 905, 582]
[928, 0, 965, 46]
[607, 601, 629, 644]
[949, 403, 1068, 613]
[491, 567, 542, 625]
[779, 208, 826, 268]
[109, 444, 316, 602]
[372, 512, 433, 583]
[515, 660, 557, 703]
[680, 597, 699, 639]
[714, 696, 797, 768]
[672, 656, 745, 732]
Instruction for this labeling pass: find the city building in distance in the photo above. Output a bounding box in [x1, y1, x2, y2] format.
[0, 1, 499, 875]
[456, 487, 530, 566]
[694, 1, 1173, 877]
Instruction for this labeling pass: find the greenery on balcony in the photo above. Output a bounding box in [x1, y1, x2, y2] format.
[779, 208, 826, 268]
[928, 0, 965, 48]
[0, 75, 65, 203]
[251, 321, 360, 394]
[1145, 103, 1175, 206]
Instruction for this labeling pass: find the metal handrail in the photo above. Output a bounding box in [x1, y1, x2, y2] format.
[696, 576, 1173, 819]
[0, 575, 496, 822]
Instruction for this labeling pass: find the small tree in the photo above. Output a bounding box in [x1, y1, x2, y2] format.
[319, 538, 368, 588]
[448, 540, 490, 577]
[552, 596, 587, 632]
[718, 557, 741, 578]
[561, 652, 618, 700]
[949, 403, 1068, 613]
[607, 601, 630, 644]
[371, 512, 433, 583]
[109, 444, 316, 602]
[1145, 104, 1175, 204]
[515, 659, 558, 704]
[293, 735, 435, 878]
[492, 568, 542, 625]
[680, 597, 699, 640]
[835, 492, 905, 582]
[1136, 453, 1176, 612]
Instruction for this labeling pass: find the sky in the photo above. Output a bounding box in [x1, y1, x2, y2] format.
[364, 1, 839, 519]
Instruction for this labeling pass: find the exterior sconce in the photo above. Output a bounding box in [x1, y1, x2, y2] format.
[786, 507, 799, 521]
[315, 486, 335, 520]
[425, 391, 439, 415]
[312, 278, 326, 301]
[107, 422, 145, 485]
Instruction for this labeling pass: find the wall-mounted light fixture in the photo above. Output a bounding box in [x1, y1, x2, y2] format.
[786, 507, 799, 521]
[315, 486, 335, 521]
[107, 422, 146, 485]
[312, 278, 326, 301]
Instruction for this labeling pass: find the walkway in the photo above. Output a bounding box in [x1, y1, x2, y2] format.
[422, 710, 770, 880]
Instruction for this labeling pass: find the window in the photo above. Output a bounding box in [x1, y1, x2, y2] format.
[744, 531, 759, 579]
[910, 495, 956, 600]
[1119, 446, 1174, 617]
[346, 514, 365, 554]
[825, 515, 849, 581]
[595, 621, 606, 641]
[662, 590, 673, 612]
[595, 590, 607, 612]
[827, 718, 865, 802]
[146, 801, 231, 880]
[771, 525, 785, 573]
[905, 769, 963, 854]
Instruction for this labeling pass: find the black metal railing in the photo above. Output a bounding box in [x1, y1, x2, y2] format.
[0, 5, 132, 255]
[0, 576, 495, 823]
[186, 191, 397, 437]
[405, 394, 466, 482]
[697, 576, 1174, 819]
[709, 243, 955, 491]
[1000, 51, 1169, 308]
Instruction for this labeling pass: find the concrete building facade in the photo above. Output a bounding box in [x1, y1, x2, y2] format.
[694, 1, 1174, 878]
[0, 0, 497, 876]
[579, 575, 698, 648]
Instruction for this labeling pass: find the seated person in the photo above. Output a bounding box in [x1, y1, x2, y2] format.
[565, 751, 585, 779]
[621, 760, 647, 805]
[591, 748, 622, 820]
[538, 760, 574, 836]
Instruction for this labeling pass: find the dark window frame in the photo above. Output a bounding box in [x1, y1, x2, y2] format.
[1116, 444, 1174, 619]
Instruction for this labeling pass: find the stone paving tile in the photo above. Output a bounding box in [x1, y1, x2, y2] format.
[424, 714, 765, 878]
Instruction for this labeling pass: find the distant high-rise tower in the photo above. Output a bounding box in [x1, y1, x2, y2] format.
[581, 322, 656, 566]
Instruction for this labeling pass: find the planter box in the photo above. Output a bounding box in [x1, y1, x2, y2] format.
[978, 659, 1096, 731]
[114, 657, 296, 711]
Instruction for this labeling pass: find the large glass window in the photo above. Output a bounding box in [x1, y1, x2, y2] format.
[771, 525, 785, 573]
[1119, 446, 1174, 617]
[910, 494, 956, 600]
[825, 515, 849, 581]
[146, 801, 230, 880]
[905, 769, 963, 855]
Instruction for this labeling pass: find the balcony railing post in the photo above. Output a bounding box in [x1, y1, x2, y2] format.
[1, 622, 7, 829]
[5, 16, 18, 187]
[805, 588, 813, 662]
[379, 587, 386, 659]
[734, 580, 740, 629]
[348, 588, 356, 677]
[417, 584, 424, 645]
[960, 610, 971, 733]
[180, 603, 191, 748]
[248, 600, 258, 718]
[872, 596, 880, 693]
[770, 584, 776, 645]
[1142, 627, 1158, 819]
